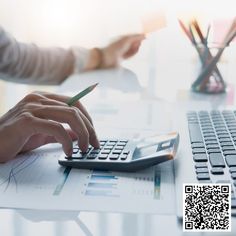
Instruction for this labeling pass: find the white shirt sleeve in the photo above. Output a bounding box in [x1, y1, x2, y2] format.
[0, 27, 90, 85]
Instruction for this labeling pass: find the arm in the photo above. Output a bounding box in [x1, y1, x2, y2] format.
[0, 27, 144, 85]
[0, 27, 85, 85]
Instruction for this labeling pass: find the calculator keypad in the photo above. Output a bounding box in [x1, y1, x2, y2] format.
[67, 139, 129, 161]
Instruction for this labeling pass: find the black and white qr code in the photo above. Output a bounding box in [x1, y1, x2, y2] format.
[183, 184, 231, 232]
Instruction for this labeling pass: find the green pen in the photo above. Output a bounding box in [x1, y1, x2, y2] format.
[67, 83, 98, 106]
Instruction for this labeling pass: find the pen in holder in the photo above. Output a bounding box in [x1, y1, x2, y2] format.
[191, 43, 226, 94]
[179, 18, 236, 94]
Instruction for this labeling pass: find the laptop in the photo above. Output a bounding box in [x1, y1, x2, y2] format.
[173, 108, 236, 218]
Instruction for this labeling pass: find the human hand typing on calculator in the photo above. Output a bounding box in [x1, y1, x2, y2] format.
[59, 133, 179, 172]
[0, 91, 99, 163]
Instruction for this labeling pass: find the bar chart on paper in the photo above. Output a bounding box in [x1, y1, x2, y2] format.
[61, 164, 175, 214]
[81, 169, 161, 199]
[0, 145, 175, 214]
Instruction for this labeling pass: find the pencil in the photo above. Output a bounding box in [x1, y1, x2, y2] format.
[178, 19, 193, 42]
[67, 83, 98, 106]
[187, 23, 224, 90]
[205, 25, 211, 43]
[191, 20, 225, 90]
[195, 29, 236, 90]
[192, 20, 205, 44]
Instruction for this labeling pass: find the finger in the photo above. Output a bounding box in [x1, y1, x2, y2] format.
[123, 42, 141, 58]
[37, 109, 100, 149]
[38, 92, 94, 125]
[120, 34, 145, 46]
[116, 35, 144, 58]
[39, 98, 67, 106]
[77, 110, 100, 148]
[41, 106, 100, 149]
[40, 98, 94, 128]
[21, 129, 78, 152]
[29, 118, 73, 156]
[118, 34, 145, 43]
[45, 129, 78, 143]
[33, 106, 93, 152]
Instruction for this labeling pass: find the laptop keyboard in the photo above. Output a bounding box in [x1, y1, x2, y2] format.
[187, 110, 236, 208]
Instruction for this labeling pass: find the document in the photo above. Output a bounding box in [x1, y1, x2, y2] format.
[0, 146, 175, 214]
[0, 101, 176, 214]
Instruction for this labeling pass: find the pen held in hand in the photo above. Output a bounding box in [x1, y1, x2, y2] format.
[67, 83, 98, 106]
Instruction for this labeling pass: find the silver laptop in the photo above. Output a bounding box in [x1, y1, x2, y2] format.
[173, 108, 236, 218]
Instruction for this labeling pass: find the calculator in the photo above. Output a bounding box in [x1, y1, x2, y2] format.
[58, 132, 179, 172]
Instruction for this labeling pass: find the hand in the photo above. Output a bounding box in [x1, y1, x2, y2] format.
[84, 34, 145, 70]
[0, 92, 99, 163]
[101, 34, 145, 68]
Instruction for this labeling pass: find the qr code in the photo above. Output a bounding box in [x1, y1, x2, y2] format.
[183, 184, 231, 232]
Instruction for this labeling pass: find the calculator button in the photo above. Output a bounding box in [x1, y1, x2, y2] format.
[112, 150, 122, 155]
[99, 140, 107, 143]
[106, 144, 115, 148]
[119, 140, 128, 143]
[80, 150, 90, 155]
[116, 143, 126, 147]
[98, 154, 108, 160]
[104, 147, 113, 150]
[90, 149, 100, 154]
[107, 140, 117, 144]
[101, 150, 110, 154]
[117, 141, 126, 145]
[87, 154, 98, 159]
[122, 151, 130, 155]
[114, 146, 124, 150]
[120, 154, 128, 160]
[109, 154, 119, 160]
[108, 139, 118, 141]
[73, 148, 79, 154]
[71, 153, 85, 159]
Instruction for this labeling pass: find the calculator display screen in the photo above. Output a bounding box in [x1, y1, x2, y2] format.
[134, 145, 159, 159]
[133, 133, 176, 160]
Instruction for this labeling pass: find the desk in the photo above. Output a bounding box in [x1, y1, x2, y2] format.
[1, 67, 236, 235]
[1, 28, 236, 234]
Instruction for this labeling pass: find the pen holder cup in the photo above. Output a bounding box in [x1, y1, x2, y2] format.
[191, 45, 227, 94]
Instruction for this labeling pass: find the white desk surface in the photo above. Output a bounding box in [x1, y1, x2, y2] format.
[1, 68, 236, 236]
[1, 38, 236, 235]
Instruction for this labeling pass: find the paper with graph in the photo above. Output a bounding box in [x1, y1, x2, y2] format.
[0, 143, 175, 213]
[0, 101, 175, 213]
